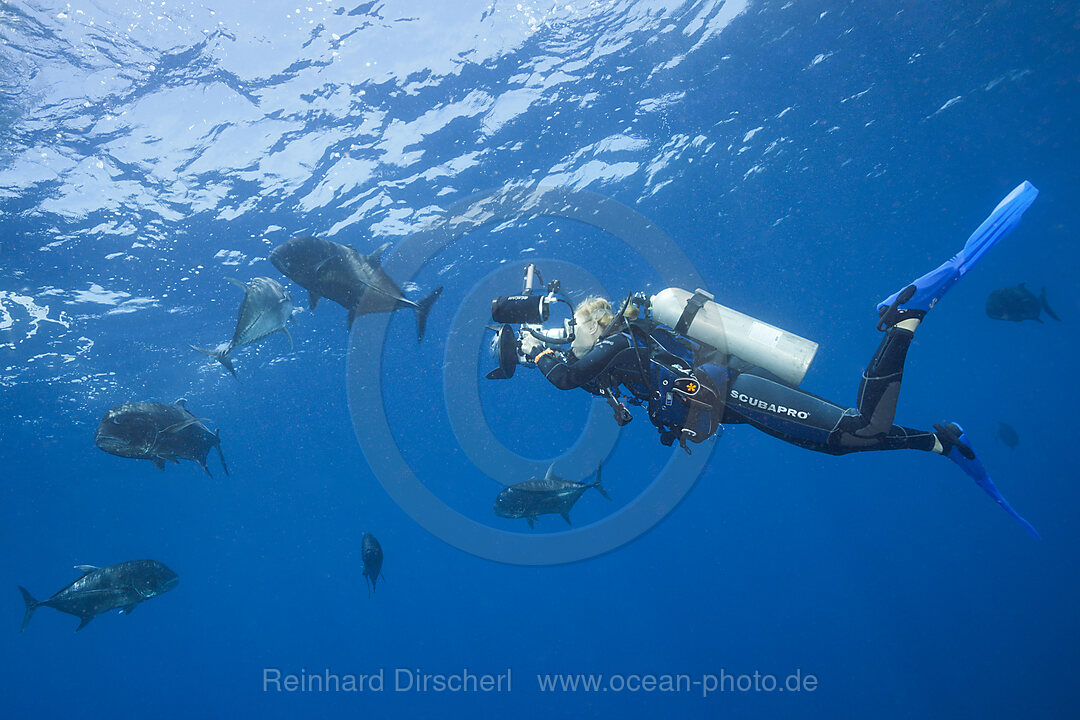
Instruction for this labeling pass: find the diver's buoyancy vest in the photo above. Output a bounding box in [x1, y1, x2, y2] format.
[602, 321, 722, 447]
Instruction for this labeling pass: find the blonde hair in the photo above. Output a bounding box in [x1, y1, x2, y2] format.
[575, 297, 615, 331]
[575, 296, 639, 327]
[571, 296, 639, 356]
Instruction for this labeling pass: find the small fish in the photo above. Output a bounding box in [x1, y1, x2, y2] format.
[192, 276, 295, 377]
[269, 235, 442, 339]
[986, 283, 1061, 323]
[95, 399, 228, 476]
[361, 533, 384, 598]
[494, 463, 608, 528]
[19, 560, 179, 632]
[997, 421, 1020, 448]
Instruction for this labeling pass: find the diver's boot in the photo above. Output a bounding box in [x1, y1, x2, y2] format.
[933, 422, 1040, 539]
[876, 181, 1039, 330]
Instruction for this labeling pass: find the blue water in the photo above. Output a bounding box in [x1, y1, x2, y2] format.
[3, 0, 1078, 717]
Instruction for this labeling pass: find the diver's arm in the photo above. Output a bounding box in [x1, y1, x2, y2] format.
[532, 334, 631, 390]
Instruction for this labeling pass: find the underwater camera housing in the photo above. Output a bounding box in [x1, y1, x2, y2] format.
[487, 264, 574, 380]
[490, 264, 551, 324]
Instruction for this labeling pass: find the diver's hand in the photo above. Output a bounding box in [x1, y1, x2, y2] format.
[519, 332, 545, 360]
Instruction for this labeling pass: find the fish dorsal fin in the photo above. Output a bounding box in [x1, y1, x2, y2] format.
[174, 398, 187, 410]
[161, 418, 209, 435]
[225, 277, 248, 291]
[74, 565, 99, 575]
[368, 241, 392, 265]
[544, 464, 556, 482]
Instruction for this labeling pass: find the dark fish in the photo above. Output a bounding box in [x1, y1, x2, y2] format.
[985, 283, 1061, 323]
[998, 421, 1020, 448]
[361, 533, 384, 597]
[95, 399, 228, 476]
[494, 463, 608, 528]
[192, 276, 295, 377]
[486, 323, 518, 380]
[18, 560, 179, 632]
[269, 235, 442, 339]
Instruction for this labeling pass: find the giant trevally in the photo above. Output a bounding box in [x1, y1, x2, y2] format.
[361, 533, 384, 598]
[269, 235, 442, 340]
[494, 463, 608, 528]
[998, 421, 1020, 448]
[19, 560, 179, 632]
[985, 283, 1061, 323]
[192, 276, 295, 377]
[94, 399, 228, 476]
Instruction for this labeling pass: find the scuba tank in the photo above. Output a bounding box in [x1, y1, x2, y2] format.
[649, 288, 818, 387]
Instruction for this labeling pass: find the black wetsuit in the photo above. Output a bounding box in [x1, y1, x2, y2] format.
[535, 323, 938, 455]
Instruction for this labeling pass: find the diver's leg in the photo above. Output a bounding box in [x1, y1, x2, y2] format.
[722, 373, 846, 452]
[724, 389, 1039, 535]
[851, 320, 919, 438]
[722, 372, 938, 455]
[844, 423, 938, 452]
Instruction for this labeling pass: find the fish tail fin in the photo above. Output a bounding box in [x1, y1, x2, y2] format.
[18, 586, 38, 633]
[191, 344, 238, 379]
[215, 429, 229, 476]
[591, 463, 610, 500]
[413, 286, 444, 342]
[1040, 286, 1062, 321]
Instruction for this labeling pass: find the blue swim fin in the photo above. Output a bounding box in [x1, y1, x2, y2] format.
[878, 181, 1039, 328]
[935, 423, 1040, 539]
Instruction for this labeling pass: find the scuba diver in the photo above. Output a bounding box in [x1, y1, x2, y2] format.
[489, 182, 1041, 537]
